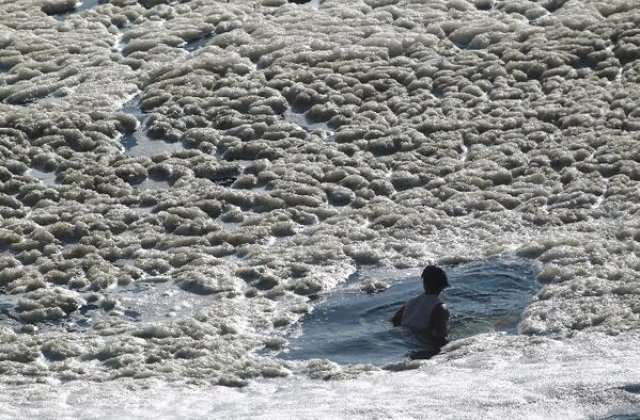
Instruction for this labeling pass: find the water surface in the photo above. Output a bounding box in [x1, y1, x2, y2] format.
[279, 257, 540, 366]
[120, 95, 185, 157]
[182, 35, 214, 52]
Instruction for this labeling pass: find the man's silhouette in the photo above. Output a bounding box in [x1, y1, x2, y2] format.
[391, 265, 450, 358]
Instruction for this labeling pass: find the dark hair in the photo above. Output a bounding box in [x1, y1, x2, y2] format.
[422, 265, 449, 294]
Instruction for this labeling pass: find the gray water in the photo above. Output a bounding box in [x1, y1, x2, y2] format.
[120, 95, 184, 158]
[280, 258, 540, 366]
[27, 167, 57, 187]
[282, 109, 334, 136]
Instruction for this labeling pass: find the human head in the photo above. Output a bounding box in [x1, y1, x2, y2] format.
[422, 265, 449, 294]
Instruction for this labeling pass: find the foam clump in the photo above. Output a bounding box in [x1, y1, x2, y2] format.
[382, 359, 422, 371]
[174, 266, 242, 295]
[15, 288, 84, 323]
[132, 324, 174, 339]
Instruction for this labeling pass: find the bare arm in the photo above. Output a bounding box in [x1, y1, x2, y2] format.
[431, 303, 450, 348]
[390, 305, 404, 327]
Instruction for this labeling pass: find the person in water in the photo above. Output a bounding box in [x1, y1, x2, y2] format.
[391, 265, 450, 358]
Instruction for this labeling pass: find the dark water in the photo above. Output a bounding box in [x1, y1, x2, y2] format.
[279, 257, 540, 366]
[289, 0, 321, 7]
[183, 36, 214, 52]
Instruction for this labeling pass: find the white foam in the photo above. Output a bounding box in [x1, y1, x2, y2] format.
[2, 333, 640, 419]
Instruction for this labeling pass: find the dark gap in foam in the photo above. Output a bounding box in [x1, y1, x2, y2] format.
[47, 0, 108, 22]
[182, 35, 214, 52]
[276, 257, 540, 366]
[120, 95, 184, 159]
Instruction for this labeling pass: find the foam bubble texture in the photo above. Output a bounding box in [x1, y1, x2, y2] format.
[0, 0, 640, 395]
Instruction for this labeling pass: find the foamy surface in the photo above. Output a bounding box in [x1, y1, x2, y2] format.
[1, 0, 640, 416]
[2, 333, 640, 419]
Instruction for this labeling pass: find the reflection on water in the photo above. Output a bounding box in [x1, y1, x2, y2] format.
[278, 257, 540, 366]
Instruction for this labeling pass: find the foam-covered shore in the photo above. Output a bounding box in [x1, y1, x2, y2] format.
[1, 0, 640, 391]
[3, 333, 640, 419]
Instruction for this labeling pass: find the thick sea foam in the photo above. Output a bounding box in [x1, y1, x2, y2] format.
[1, 0, 640, 417]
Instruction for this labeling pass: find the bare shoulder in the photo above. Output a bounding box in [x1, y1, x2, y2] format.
[433, 302, 450, 317]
